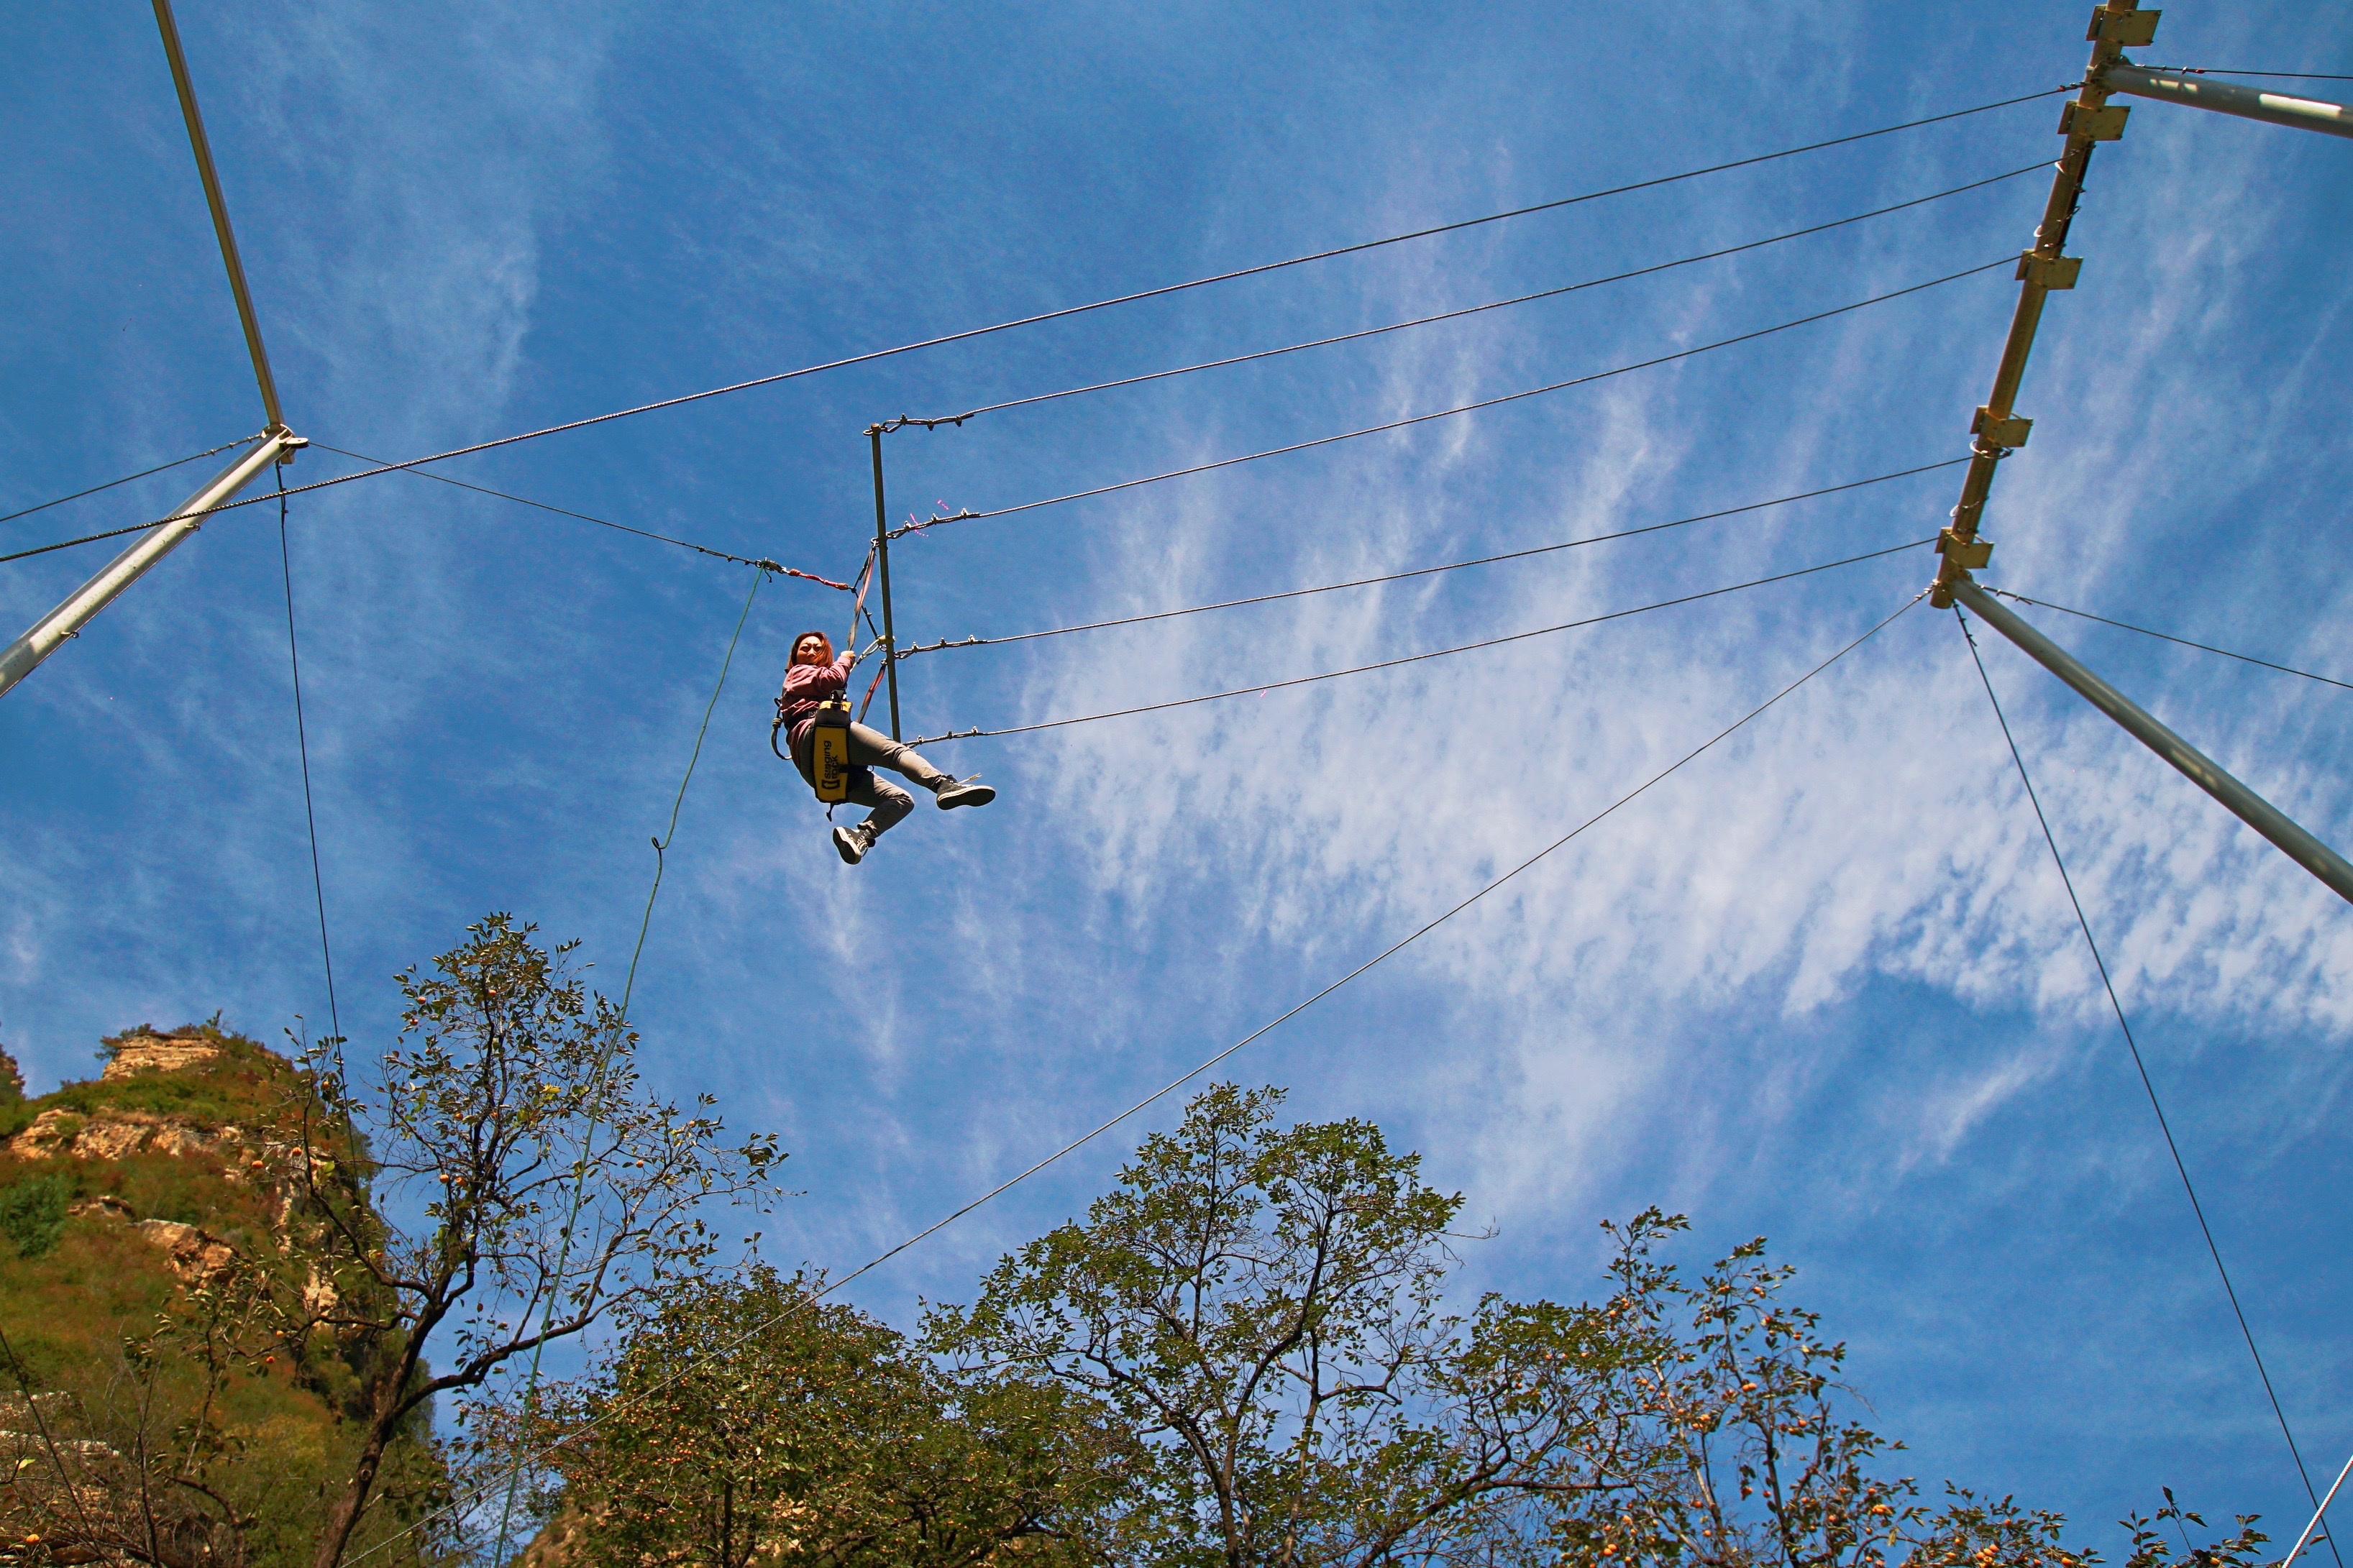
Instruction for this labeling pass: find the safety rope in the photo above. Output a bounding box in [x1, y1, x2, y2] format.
[486, 567, 767, 1568]
[344, 581, 1927, 1568]
[887, 258, 2014, 540]
[908, 536, 1931, 746]
[1955, 607, 2344, 1568]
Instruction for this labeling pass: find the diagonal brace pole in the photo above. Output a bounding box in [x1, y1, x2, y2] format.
[0, 431, 302, 700]
[2102, 65, 2353, 139]
[1951, 577, 2353, 904]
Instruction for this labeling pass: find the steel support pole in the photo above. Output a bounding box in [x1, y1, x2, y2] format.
[1952, 578, 2353, 904]
[152, 0, 284, 431]
[1927, 8, 2147, 605]
[867, 427, 903, 741]
[2104, 64, 2353, 139]
[2283, 1448, 2352, 1568]
[0, 432, 297, 700]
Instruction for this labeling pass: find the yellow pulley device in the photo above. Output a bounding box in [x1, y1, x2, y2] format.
[808, 696, 853, 803]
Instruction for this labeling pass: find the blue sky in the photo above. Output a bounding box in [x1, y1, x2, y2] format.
[5, 0, 2352, 1549]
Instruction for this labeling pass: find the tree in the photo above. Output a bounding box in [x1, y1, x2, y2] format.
[926, 1084, 1650, 1568]
[287, 915, 782, 1568]
[526, 1263, 1132, 1567]
[1538, 1210, 2094, 1568]
[930, 1085, 2269, 1568]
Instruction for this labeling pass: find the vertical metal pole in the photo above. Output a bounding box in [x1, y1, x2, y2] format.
[1930, 3, 2147, 605]
[1952, 579, 2353, 905]
[152, 0, 284, 432]
[867, 426, 903, 741]
[0, 431, 298, 699]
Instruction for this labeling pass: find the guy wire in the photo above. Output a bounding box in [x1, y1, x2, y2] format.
[1955, 606, 2341, 1564]
[275, 464, 340, 1044]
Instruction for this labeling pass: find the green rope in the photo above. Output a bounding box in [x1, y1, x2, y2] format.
[487, 567, 766, 1568]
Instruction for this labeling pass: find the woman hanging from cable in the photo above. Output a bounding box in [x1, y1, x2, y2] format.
[775, 629, 995, 864]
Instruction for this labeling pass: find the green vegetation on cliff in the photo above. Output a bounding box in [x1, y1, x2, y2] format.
[0, 1023, 449, 1568]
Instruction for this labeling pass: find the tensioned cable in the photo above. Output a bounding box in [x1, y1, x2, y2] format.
[909, 536, 1930, 746]
[901, 459, 1966, 658]
[8, 86, 2073, 565]
[275, 466, 340, 1043]
[882, 164, 2047, 429]
[1955, 607, 2341, 1567]
[309, 442, 849, 587]
[343, 581, 1928, 1568]
[891, 259, 2014, 540]
[0, 260, 2009, 573]
[488, 567, 765, 1568]
[0, 432, 260, 528]
[1982, 585, 2353, 692]
[2138, 68, 2353, 81]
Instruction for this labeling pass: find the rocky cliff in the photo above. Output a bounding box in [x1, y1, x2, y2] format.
[0, 1024, 444, 1568]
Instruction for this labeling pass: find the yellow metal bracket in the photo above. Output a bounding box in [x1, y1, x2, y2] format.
[2016, 252, 2083, 290]
[2060, 100, 2132, 139]
[2088, 5, 2161, 46]
[1972, 408, 2033, 449]
[1937, 529, 1994, 571]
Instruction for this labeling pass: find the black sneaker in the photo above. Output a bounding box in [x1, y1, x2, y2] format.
[833, 823, 874, 864]
[933, 776, 996, 810]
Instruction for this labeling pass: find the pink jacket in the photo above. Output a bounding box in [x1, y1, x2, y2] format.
[777, 654, 852, 759]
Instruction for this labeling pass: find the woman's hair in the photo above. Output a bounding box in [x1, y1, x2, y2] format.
[790, 629, 834, 665]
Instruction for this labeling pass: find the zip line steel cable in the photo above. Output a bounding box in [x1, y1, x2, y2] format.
[900, 458, 1968, 658]
[1955, 607, 2343, 1565]
[908, 536, 1932, 746]
[880, 163, 2050, 431]
[0, 431, 260, 528]
[2, 86, 2073, 564]
[275, 465, 340, 1045]
[488, 567, 766, 1568]
[2, 259, 2007, 573]
[343, 580, 1931, 1568]
[890, 258, 2015, 540]
[309, 442, 851, 587]
[1983, 584, 2353, 692]
[6, 255, 2004, 574]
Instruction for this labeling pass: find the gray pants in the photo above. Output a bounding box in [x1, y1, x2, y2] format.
[797, 722, 950, 836]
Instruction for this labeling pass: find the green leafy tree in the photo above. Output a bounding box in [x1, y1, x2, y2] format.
[287, 915, 783, 1568]
[926, 1084, 1648, 1568]
[527, 1263, 1132, 1567]
[930, 1086, 2268, 1568]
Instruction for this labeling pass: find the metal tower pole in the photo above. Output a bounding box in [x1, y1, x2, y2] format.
[1952, 579, 2353, 905]
[153, 0, 285, 431]
[1, 1, 306, 703]
[0, 432, 300, 698]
